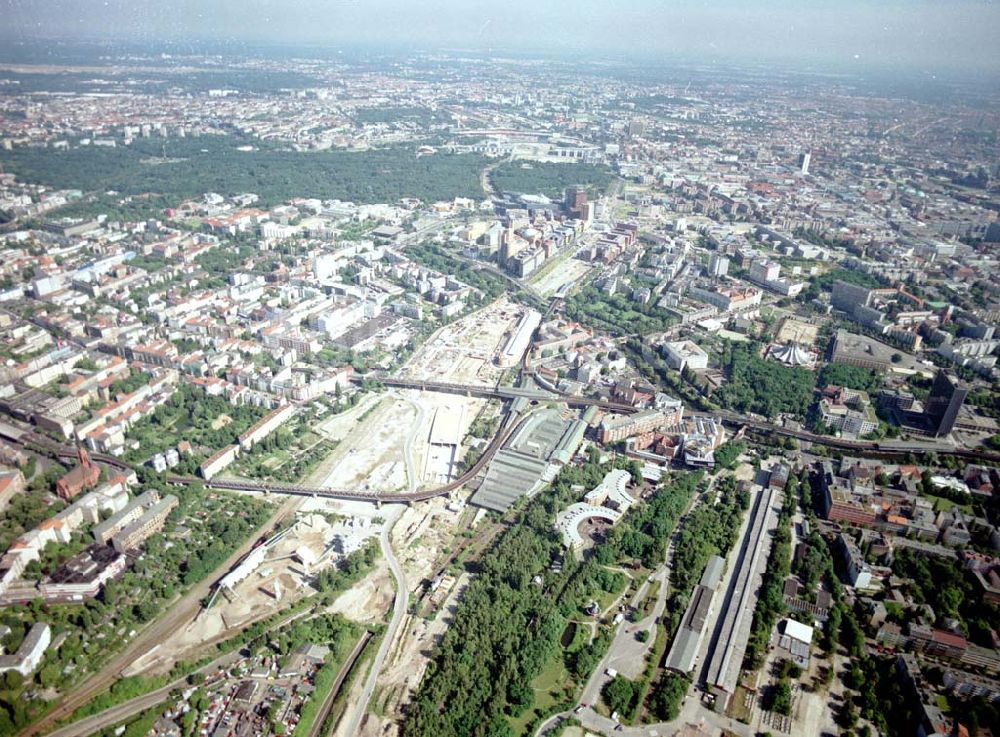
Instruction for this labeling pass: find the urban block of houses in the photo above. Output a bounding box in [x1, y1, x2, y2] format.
[818, 385, 878, 437]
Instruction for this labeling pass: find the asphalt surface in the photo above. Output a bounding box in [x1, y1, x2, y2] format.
[340, 504, 408, 737]
[306, 632, 373, 737]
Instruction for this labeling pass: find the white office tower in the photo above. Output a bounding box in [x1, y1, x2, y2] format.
[799, 151, 811, 176]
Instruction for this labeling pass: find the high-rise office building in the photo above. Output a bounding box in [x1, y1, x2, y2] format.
[831, 280, 873, 314]
[924, 369, 967, 437]
[564, 186, 588, 219]
[799, 151, 811, 176]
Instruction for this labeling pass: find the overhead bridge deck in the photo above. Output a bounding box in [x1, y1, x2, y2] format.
[4, 379, 997, 509]
[352, 375, 640, 414]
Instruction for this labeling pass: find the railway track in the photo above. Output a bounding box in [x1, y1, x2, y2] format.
[4, 390, 996, 511]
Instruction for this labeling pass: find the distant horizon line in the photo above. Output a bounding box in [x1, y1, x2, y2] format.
[0, 34, 998, 83]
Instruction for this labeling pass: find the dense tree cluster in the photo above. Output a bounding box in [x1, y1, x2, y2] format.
[564, 285, 678, 337]
[122, 383, 270, 471]
[4, 135, 487, 206]
[891, 548, 998, 647]
[792, 528, 837, 602]
[763, 679, 792, 715]
[0, 468, 65, 551]
[843, 656, 918, 736]
[816, 363, 883, 393]
[354, 107, 449, 126]
[602, 675, 642, 717]
[669, 474, 744, 595]
[565, 625, 613, 683]
[597, 471, 703, 570]
[715, 342, 815, 418]
[405, 458, 694, 736]
[402, 519, 564, 737]
[712, 441, 746, 471]
[490, 162, 613, 200]
[107, 367, 153, 397]
[647, 672, 690, 721]
[622, 339, 714, 411]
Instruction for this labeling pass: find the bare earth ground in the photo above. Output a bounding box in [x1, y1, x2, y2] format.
[532, 256, 594, 297]
[347, 298, 525, 733]
[401, 295, 524, 386]
[129, 510, 381, 675]
[149, 298, 516, 731]
[319, 396, 414, 492]
[775, 317, 820, 347]
[339, 495, 471, 737]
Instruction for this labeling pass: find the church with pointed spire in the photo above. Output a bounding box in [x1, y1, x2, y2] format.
[55, 446, 101, 501]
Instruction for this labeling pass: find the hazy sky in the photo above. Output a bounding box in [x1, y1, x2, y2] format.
[3, 0, 999, 73]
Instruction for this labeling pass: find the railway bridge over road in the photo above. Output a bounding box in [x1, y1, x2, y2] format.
[350, 374, 640, 414]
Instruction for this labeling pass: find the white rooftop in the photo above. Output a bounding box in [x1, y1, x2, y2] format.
[784, 618, 814, 645]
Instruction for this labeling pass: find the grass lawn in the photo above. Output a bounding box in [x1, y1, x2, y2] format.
[528, 246, 576, 286]
[507, 655, 574, 736]
[639, 580, 660, 617]
[729, 684, 754, 723]
[261, 449, 292, 469]
[924, 493, 972, 514]
[594, 574, 630, 614]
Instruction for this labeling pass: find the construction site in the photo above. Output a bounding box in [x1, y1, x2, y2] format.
[334, 495, 476, 737]
[125, 505, 382, 677]
[401, 296, 527, 386]
[124, 296, 540, 728]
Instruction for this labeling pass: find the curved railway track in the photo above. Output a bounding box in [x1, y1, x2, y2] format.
[2, 407, 524, 504]
[4, 390, 997, 506]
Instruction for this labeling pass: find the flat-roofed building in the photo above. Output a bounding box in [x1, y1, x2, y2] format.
[498, 309, 542, 368]
[600, 407, 683, 444]
[238, 403, 295, 452]
[688, 283, 761, 315]
[0, 622, 50, 676]
[110, 495, 178, 552]
[92, 490, 161, 545]
[661, 340, 709, 372]
[199, 444, 239, 480]
[830, 329, 895, 371]
[664, 555, 725, 674]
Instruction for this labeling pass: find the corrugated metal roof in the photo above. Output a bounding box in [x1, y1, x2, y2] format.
[700, 555, 726, 589]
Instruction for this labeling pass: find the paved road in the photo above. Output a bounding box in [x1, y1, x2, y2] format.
[20, 495, 304, 737]
[537, 488, 705, 737]
[340, 505, 408, 736]
[400, 393, 427, 491]
[306, 631, 373, 737]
